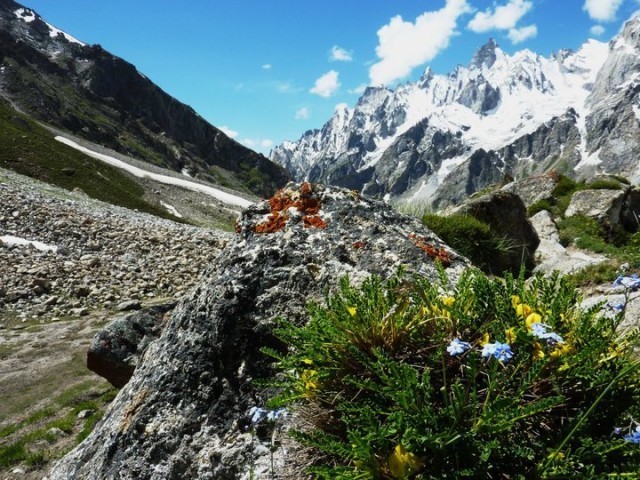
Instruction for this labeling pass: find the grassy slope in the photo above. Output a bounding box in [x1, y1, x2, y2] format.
[0, 100, 181, 221]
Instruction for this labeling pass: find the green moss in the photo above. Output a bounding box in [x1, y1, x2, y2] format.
[585, 179, 625, 190]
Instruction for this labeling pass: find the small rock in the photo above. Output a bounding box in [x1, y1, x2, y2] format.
[77, 409, 95, 420]
[48, 427, 66, 438]
[116, 300, 141, 312]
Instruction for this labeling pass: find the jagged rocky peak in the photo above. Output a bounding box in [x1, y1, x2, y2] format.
[470, 37, 499, 70]
[45, 182, 468, 479]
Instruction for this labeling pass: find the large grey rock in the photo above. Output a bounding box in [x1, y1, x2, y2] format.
[502, 171, 561, 209]
[449, 191, 540, 274]
[530, 210, 606, 274]
[87, 301, 176, 388]
[45, 182, 469, 480]
[565, 189, 625, 228]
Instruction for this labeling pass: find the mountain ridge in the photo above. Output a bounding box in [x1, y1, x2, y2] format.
[0, 0, 289, 197]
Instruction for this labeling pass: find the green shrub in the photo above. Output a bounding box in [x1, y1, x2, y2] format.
[422, 214, 514, 273]
[267, 270, 640, 479]
[585, 179, 625, 191]
[527, 199, 555, 217]
[551, 175, 580, 198]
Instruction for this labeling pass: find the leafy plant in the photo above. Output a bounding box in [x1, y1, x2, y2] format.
[266, 269, 640, 479]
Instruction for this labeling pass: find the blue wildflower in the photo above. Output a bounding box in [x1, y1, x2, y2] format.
[614, 427, 623, 435]
[482, 342, 513, 363]
[447, 338, 471, 356]
[530, 322, 564, 345]
[267, 408, 288, 422]
[613, 274, 640, 291]
[249, 406, 288, 425]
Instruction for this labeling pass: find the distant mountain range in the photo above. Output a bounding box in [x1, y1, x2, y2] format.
[272, 17, 640, 208]
[0, 0, 289, 198]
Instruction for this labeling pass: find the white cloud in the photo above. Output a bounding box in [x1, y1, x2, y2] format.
[260, 139, 274, 149]
[295, 107, 310, 120]
[468, 0, 533, 32]
[349, 83, 368, 95]
[369, 0, 473, 86]
[507, 24, 537, 43]
[583, 0, 625, 22]
[240, 137, 274, 152]
[262, 63, 272, 70]
[310, 70, 340, 97]
[329, 45, 353, 62]
[220, 126, 238, 139]
[590, 24, 606, 36]
[241, 138, 256, 147]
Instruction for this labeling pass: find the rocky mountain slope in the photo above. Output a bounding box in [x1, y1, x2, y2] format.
[0, 0, 289, 197]
[272, 18, 640, 208]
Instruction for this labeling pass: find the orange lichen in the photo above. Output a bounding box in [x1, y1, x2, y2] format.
[408, 233, 451, 267]
[352, 241, 366, 249]
[253, 182, 328, 234]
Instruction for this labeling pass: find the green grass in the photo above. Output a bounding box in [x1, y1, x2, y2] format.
[0, 100, 181, 221]
[422, 213, 516, 274]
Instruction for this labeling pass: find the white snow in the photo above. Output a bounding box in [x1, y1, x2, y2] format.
[1, 235, 57, 253]
[633, 104, 640, 122]
[55, 136, 254, 209]
[45, 22, 85, 46]
[181, 168, 192, 178]
[160, 201, 183, 218]
[14, 8, 36, 23]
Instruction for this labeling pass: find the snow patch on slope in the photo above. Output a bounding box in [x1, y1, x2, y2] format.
[55, 136, 253, 209]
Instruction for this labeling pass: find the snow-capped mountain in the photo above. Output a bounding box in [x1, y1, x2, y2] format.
[272, 18, 640, 207]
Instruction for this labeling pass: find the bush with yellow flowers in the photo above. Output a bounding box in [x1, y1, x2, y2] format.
[264, 268, 640, 478]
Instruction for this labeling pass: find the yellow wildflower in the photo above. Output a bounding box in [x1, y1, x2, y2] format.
[388, 444, 423, 479]
[599, 344, 624, 363]
[347, 306, 357, 317]
[302, 358, 314, 365]
[511, 295, 521, 308]
[533, 342, 545, 361]
[550, 343, 575, 360]
[301, 369, 319, 397]
[440, 295, 456, 308]
[505, 327, 516, 344]
[516, 303, 534, 318]
[525, 312, 542, 330]
[480, 332, 490, 346]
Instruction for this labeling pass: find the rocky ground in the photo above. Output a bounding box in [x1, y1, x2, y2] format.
[0, 168, 230, 325]
[0, 167, 231, 478]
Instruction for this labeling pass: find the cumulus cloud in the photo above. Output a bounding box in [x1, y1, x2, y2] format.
[507, 24, 537, 43]
[220, 126, 238, 138]
[349, 84, 368, 95]
[583, 0, 625, 22]
[590, 24, 606, 36]
[368, 0, 473, 86]
[310, 70, 340, 97]
[260, 139, 274, 149]
[329, 45, 353, 62]
[241, 138, 255, 147]
[262, 63, 272, 70]
[468, 0, 532, 32]
[295, 107, 310, 120]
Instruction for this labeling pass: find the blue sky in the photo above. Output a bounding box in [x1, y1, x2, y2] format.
[21, 0, 640, 154]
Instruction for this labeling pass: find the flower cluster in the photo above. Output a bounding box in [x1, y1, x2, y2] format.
[248, 406, 288, 425]
[446, 296, 573, 364]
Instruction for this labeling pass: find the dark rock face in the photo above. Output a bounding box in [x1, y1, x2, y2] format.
[451, 191, 540, 274]
[87, 302, 176, 388]
[0, 0, 289, 196]
[45, 183, 468, 480]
